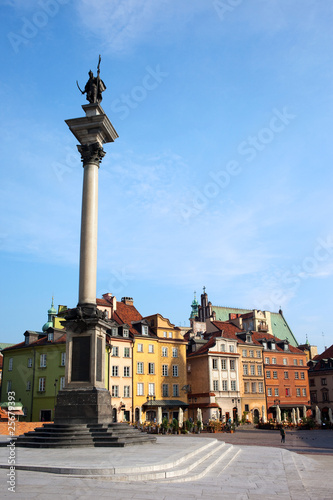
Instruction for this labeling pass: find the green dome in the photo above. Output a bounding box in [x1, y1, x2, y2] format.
[42, 297, 56, 332]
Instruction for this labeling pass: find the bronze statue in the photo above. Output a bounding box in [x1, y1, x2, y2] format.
[77, 55, 106, 104]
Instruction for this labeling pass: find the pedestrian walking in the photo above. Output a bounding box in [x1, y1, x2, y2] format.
[280, 426, 285, 443]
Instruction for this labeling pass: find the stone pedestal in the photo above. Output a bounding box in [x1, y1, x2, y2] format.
[54, 387, 112, 425]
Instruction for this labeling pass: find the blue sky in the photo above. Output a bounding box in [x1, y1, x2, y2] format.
[0, 0, 332, 352]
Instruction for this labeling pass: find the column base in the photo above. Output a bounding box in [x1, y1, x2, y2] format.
[54, 387, 112, 425]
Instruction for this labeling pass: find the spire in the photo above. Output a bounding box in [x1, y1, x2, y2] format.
[42, 297, 57, 332]
[190, 291, 199, 319]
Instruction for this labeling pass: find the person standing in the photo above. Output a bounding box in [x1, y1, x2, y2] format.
[280, 426, 285, 443]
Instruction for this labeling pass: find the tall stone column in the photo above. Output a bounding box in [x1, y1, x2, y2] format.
[78, 143, 105, 307]
[54, 103, 118, 424]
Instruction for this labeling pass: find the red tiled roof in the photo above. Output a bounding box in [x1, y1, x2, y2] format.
[313, 344, 333, 361]
[0, 334, 66, 351]
[96, 298, 111, 307]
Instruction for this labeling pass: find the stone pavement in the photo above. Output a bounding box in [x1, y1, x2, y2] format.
[0, 431, 332, 499]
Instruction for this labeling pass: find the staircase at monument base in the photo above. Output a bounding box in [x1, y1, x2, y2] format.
[11, 422, 156, 448]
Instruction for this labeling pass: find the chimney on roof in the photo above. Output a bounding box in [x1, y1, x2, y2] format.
[121, 297, 134, 306]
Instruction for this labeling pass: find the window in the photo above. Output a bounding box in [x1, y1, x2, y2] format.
[123, 329, 129, 337]
[220, 343, 226, 352]
[124, 347, 130, 358]
[112, 366, 119, 377]
[28, 358, 32, 368]
[172, 347, 178, 358]
[271, 343, 276, 350]
[299, 359, 304, 366]
[38, 377, 45, 392]
[8, 358, 13, 371]
[245, 404, 249, 412]
[148, 363, 155, 375]
[309, 378, 315, 387]
[168, 332, 172, 338]
[124, 366, 130, 377]
[265, 357, 270, 364]
[26, 381, 31, 391]
[242, 349, 247, 357]
[137, 362, 144, 374]
[284, 371, 289, 379]
[251, 382, 256, 393]
[222, 380, 228, 391]
[112, 346, 119, 357]
[256, 350, 261, 358]
[162, 384, 169, 396]
[243, 364, 248, 375]
[231, 380, 236, 391]
[229, 345, 234, 353]
[244, 382, 250, 393]
[295, 372, 299, 379]
[48, 332, 53, 342]
[310, 391, 317, 403]
[111, 327, 118, 336]
[283, 358, 287, 365]
[112, 385, 119, 397]
[272, 357, 277, 364]
[162, 347, 168, 357]
[230, 359, 235, 370]
[285, 388, 290, 397]
[137, 343, 143, 353]
[293, 359, 298, 365]
[258, 382, 264, 393]
[212, 359, 218, 369]
[274, 388, 279, 396]
[267, 388, 272, 396]
[302, 388, 307, 397]
[172, 365, 179, 377]
[40, 354, 47, 368]
[250, 365, 255, 375]
[257, 365, 262, 376]
[60, 376, 65, 390]
[296, 388, 301, 397]
[322, 391, 329, 402]
[266, 370, 271, 378]
[124, 386, 130, 398]
[249, 350, 254, 358]
[61, 352, 66, 366]
[173, 384, 179, 397]
[300, 372, 305, 380]
[148, 383, 155, 396]
[273, 371, 278, 379]
[137, 383, 144, 396]
[221, 359, 226, 370]
[321, 378, 327, 386]
[162, 365, 168, 376]
[213, 380, 219, 391]
[7, 381, 12, 392]
[148, 344, 154, 353]
[142, 325, 148, 336]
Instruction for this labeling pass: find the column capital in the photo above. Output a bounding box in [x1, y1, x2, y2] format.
[77, 142, 106, 166]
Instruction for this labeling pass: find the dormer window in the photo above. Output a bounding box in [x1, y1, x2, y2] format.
[123, 328, 129, 337]
[284, 343, 289, 351]
[262, 341, 267, 349]
[246, 335, 251, 343]
[142, 325, 148, 336]
[271, 342, 276, 350]
[111, 327, 118, 336]
[48, 332, 54, 342]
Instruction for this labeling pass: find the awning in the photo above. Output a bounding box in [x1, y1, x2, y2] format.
[0, 402, 23, 409]
[142, 399, 189, 408]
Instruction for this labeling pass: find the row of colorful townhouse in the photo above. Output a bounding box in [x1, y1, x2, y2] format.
[0, 291, 312, 425]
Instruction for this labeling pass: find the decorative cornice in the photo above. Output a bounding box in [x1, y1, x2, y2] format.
[77, 142, 106, 166]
